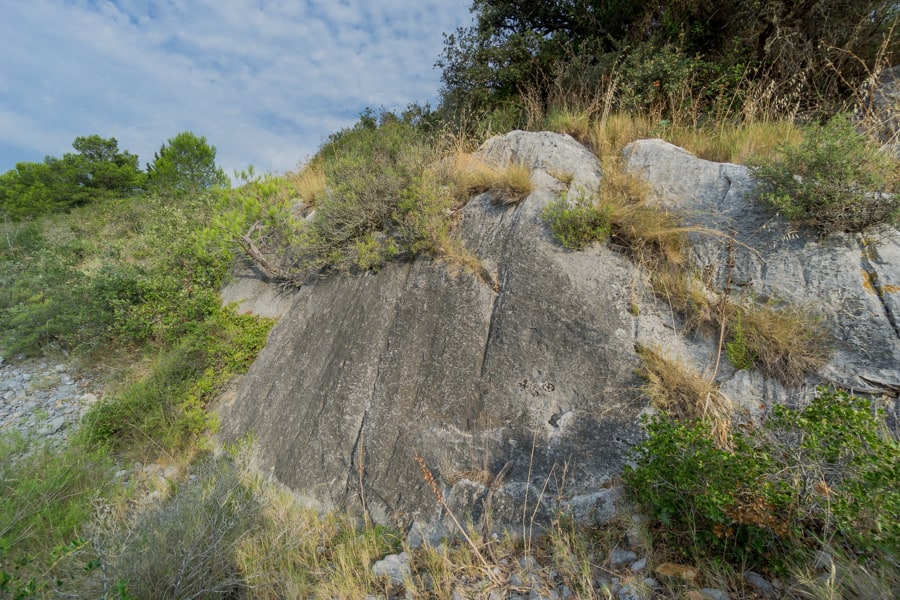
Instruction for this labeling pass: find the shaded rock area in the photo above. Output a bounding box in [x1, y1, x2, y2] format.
[219, 131, 900, 538]
[220, 261, 297, 318]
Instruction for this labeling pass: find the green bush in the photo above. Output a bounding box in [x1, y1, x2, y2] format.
[768, 390, 899, 555]
[542, 192, 611, 249]
[232, 112, 467, 282]
[751, 114, 900, 233]
[79, 307, 273, 455]
[624, 388, 900, 570]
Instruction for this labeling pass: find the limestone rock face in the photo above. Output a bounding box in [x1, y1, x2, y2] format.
[219, 132, 900, 537]
[219, 132, 651, 536]
[622, 138, 900, 398]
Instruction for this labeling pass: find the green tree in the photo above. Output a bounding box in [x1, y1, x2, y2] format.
[0, 136, 143, 219]
[439, 0, 898, 117]
[68, 134, 143, 193]
[147, 132, 229, 194]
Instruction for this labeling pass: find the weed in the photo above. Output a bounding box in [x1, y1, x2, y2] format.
[290, 160, 326, 208]
[545, 108, 591, 142]
[725, 309, 758, 370]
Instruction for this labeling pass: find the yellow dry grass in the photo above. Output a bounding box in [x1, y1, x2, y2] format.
[738, 301, 830, 385]
[451, 154, 534, 205]
[637, 345, 732, 446]
[290, 161, 326, 207]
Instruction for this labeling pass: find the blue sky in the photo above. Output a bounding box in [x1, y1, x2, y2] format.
[0, 0, 473, 177]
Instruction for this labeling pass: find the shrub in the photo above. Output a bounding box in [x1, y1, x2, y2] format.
[751, 114, 900, 233]
[92, 455, 260, 599]
[625, 388, 900, 571]
[768, 389, 899, 556]
[624, 416, 788, 566]
[542, 192, 611, 249]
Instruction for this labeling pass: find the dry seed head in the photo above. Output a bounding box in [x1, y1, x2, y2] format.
[414, 451, 443, 504]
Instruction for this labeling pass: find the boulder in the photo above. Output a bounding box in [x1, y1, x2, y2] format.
[219, 132, 653, 536]
[219, 131, 900, 538]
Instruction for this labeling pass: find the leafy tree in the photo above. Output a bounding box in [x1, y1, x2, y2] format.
[439, 0, 899, 117]
[0, 136, 143, 219]
[147, 132, 229, 194]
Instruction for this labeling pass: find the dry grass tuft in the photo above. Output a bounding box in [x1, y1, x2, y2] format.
[452, 154, 534, 205]
[545, 108, 591, 142]
[649, 268, 720, 332]
[665, 120, 804, 164]
[599, 158, 692, 273]
[637, 345, 732, 444]
[737, 301, 830, 385]
[290, 161, 326, 208]
[588, 113, 654, 157]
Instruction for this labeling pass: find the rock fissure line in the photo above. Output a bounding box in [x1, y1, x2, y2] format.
[858, 236, 900, 340]
[345, 265, 414, 500]
[478, 269, 509, 379]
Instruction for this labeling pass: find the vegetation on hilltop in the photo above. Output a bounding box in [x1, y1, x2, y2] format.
[0, 131, 228, 220]
[439, 0, 898, 125]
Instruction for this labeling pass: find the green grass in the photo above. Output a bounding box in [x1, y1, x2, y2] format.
[0, 433, 118, 598]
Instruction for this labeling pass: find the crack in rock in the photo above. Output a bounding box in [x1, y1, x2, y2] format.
[859, 236, 900, 340]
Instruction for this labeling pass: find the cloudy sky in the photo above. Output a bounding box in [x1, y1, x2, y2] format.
[0, 0, 473, 178]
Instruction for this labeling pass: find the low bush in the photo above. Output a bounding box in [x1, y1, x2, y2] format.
[542, 192, 611, 249]
[625, 388, 900, 572]
[751, 113, 900, 233]
[231, 113, 480, 282]
[67, 450, 401, 600]
[78, 307, 273, 456]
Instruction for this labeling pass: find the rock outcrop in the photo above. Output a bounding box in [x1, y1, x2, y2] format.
[622, 139, 900, 400]
[219, 131, 900, 538]
[219, 132, 651, 537]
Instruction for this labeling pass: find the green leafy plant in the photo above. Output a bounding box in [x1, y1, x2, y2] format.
[542, 192, 611, 249]
[725, 309, 757, 370]
[625, 388, 900, 571]
[751, 114, 900, 233]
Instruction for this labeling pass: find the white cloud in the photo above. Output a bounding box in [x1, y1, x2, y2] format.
[0, 0, 473, 176]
